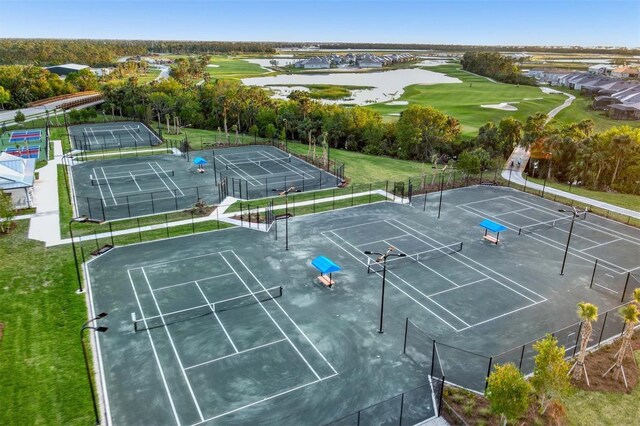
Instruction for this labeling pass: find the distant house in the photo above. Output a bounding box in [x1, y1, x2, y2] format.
[358, 55, 384, 68]
[611, 66, 639, 79]
[587, 64, 615, 75]
[44, 63, 90, 77]
[608, 103, 640, 120]
[294, 57, 331, 69]
[592, 95, 621, 110]
[0, 152, 35, 208]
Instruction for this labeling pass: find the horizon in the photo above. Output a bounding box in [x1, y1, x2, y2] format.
[0, 0, 638, 48]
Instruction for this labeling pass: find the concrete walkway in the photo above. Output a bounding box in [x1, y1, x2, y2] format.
[28, 140, 64, 245]
[502, 146, 640, 220]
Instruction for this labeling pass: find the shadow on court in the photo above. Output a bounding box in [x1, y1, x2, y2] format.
[86, 185, 639, 424]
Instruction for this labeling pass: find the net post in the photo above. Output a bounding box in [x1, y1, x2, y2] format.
[590, 259, 598, 289]
[620, 272, 631, 303]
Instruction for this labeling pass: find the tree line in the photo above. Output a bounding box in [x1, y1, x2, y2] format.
[99, 75, 639, 195]
[0, 39, 274, 67]
[460, 52, 536, 85]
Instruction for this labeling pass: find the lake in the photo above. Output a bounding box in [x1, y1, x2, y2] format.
[241, 68, 461, 105]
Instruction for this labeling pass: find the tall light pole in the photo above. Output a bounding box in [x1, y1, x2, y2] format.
[559, 207, 584, 275]
[81, 312, 108, 425]
[364, 247, 406, 333]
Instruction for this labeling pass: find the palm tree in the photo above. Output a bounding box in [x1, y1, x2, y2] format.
[603, 304, 639, 387]
[634, 288, 640, 310]
[569, 302, 598, 386]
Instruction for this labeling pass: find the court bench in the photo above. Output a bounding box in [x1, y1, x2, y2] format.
[318, 275, 335, 288]
[483, 234, 499, 244]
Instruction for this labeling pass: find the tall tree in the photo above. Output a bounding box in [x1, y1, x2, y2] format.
[603, 304, 639, 387]
[498, 117, 523, 159]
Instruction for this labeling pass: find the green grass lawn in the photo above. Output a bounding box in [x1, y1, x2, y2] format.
[137, 68, 162, 84]
[562, 352, 640, 425]
[205, 56, 271, 80]
[367, 65, 562, 137]
[0, 221, 93, 425]
[527, 177, 640, 212]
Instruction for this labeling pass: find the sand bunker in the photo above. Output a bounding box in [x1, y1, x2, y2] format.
[480, 102, 519, 111]
[388, 113, 401, 116]
[386, 100, 409, 106]
[206, 64, 220, 68]
[523, 97, 543, 101]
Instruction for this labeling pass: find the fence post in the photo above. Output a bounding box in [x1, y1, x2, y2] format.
[598, 312, 608, 347]
[485, 357, 493, 391]
[620, 272, 631, 303]
[519, 344, 525, 370]
[399, 392, 404, 426]
[403, 318, 409, 354]
[573, 322, 583, 357]
[108, 222, 114, 246]
[369, 184, 372, 204]
[437, 376, 445, 417]
[430, 340, 436, 377]
[351, 186, 354, 207]
[590, 259, 598, 288]
[137, 218, 142, 242]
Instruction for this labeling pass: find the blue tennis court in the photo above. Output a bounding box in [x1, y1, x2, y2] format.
[3, 145, 41, 159]
[9, 130, 42, 143]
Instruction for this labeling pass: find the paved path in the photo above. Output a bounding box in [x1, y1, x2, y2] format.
[28, 140, 64, 245]
[503, 146, 640, 220]
[540, 87, 575, 123]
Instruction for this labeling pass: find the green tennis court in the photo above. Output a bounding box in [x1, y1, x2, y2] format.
[85, 186, 639, 424]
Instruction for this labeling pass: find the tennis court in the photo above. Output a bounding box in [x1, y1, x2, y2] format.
[196, 145, 341, 199]
[69, 122, 162, 151]
[70, 154, 219, 221]
[1, 129, 44, 159]
[85, 186, 639, 424]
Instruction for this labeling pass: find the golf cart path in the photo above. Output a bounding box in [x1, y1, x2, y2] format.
[503, 146, 640, 220]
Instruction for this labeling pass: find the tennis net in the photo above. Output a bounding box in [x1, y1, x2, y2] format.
[367, 242, 464, 273]
[133, 286, 283, 331]
[225, 156, 291, 170]
[83, 126, 141, 137]
[91, 170, 174, 185]
[518, 212, 587, 235]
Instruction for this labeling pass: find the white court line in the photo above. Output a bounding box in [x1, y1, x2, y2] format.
[458, 204, 630, 273]
[216, 154, 261, 186]
[184, 339, 287, 371]
[190, 373, 338, 426]
[219, 253, 322, 380]
[456, 301, 541, 332]
[140, 268, 205, 422]
[428, 278, 490, 297]
[152, 161, 186, 196]
[91, 167, 109, 204]
[126, 270, 185, 426]
[138, 251, 223, 269]
[259, 151, 315, 179]
[321, 219, 389, 234]
[128, 172, 142, 191]
[457, 195, 512, 207]
[153, 272, 236, 291]
[325, 231, 464, 331]
[99, 167, 118, 206]
[512, 210, 601, 244]
[231, 251, 338, 375]
[579, 238, 623, 252]
[383, 236, 460, 288]
[340, 232, 470, 326]
[354, 233, 413, 248]
[505, 195, 640, 244]
[149, 162, 186, 197]
[387, 219, 545, 303]
[493, 207, 535, 216]
[193, 280, 238, 353]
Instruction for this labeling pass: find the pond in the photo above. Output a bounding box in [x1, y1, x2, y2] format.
[242, 68, 461, 105]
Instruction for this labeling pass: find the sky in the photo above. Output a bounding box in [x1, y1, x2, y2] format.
[0, 0, 638, 48]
